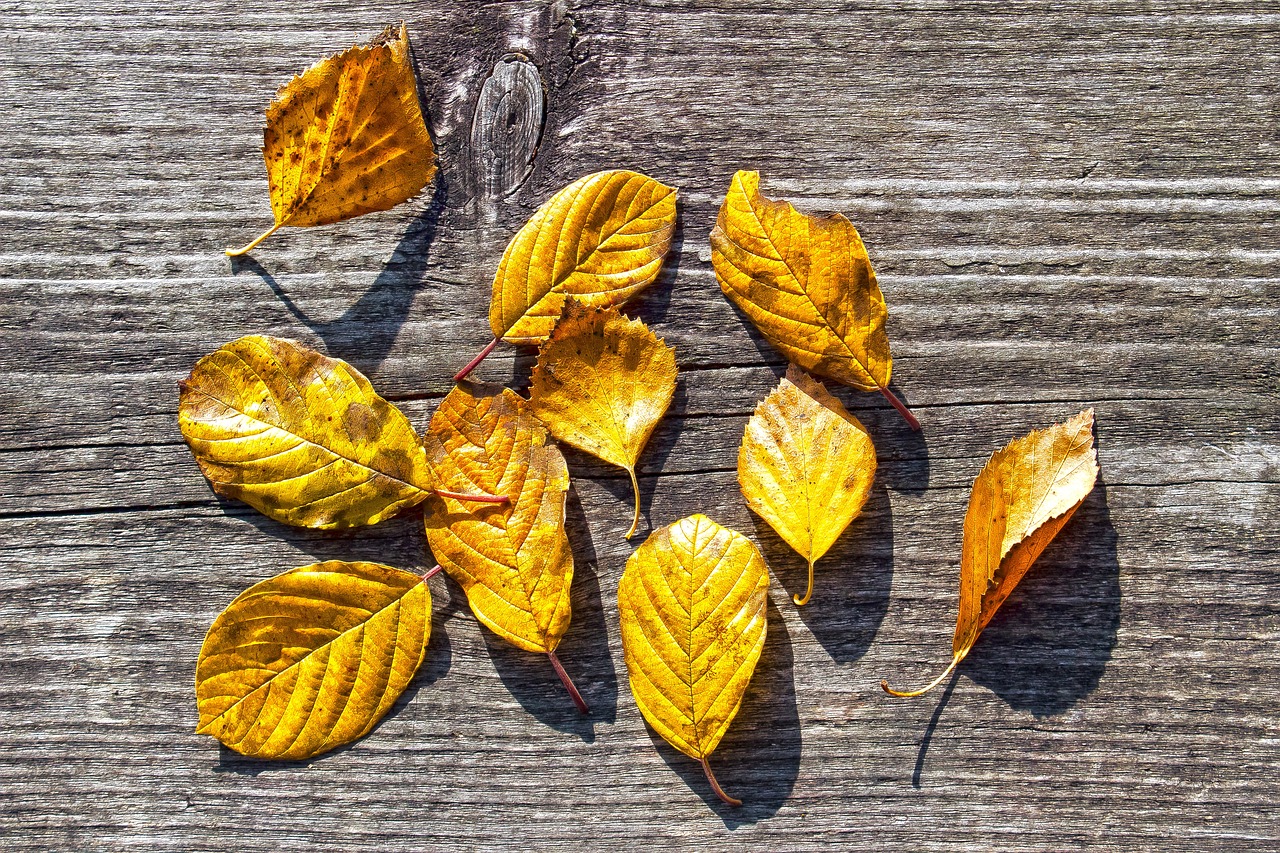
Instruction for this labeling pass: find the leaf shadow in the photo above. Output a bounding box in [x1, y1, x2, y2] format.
[748, 483, 894, 664]
[628, 202, 682, 327]
[644, 597, 800, 827]
[229, 182, 447, 375]
[480, 483, 618, 741]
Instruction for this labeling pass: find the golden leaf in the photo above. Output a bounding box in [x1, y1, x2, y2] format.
[195, 561, 431, 760]
[618, 514, 770, 806]
[178, 335, 501, 529]
[529, 302, 677, 540]
[738, 365, 877, 605]
[422, 382, 586, 712]
[883, 409, 1099, 697]
[454, 170, 677, 379]
[710, 170, 919, 430]
[226, 24, 436, 256]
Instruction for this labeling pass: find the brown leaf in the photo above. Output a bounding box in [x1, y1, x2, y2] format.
[226, 24, 436, 256]
[883, 409, 1099, 697]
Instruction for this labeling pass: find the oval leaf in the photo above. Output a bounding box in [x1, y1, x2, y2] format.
[529, 302, 677, 539]
[195, 561, 431, 760]
[490, 169, 677, 345]
[883, 409, 1099, 697]
[178, 334, 434, 529]
[423, 383, 574, 655]
[227, 23, 437, 255]
[738, 365, 877, 605]
[618, 514, 769, 806]
[710, 170, 918, 429]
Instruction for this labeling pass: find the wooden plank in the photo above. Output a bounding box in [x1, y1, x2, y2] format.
[0, 0, 1277, 849]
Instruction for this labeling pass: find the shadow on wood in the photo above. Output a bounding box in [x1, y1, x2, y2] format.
[480, 483, 618, 740]
[228, 183, 447, 375]
[645, 598, 800, 828]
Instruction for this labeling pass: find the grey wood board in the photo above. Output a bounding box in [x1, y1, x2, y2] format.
[1, 0, 1277, 850]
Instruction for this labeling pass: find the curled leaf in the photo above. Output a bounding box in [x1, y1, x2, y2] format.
[227, 23, 436, 256]
[423, 383, 585, 712]
[195, 561, 431, 760]
[179, 335, 441, 528]
[738, 365, 876, 605]
[618, 514, 769, 806]
[710, 170, 918, 429]
[455, 169, 677, 378]
[529, 302, 677, 539]
[883, 409, 1099, 697]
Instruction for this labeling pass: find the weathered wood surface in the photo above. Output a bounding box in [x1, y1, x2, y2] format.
[1, 0, 1277, 849]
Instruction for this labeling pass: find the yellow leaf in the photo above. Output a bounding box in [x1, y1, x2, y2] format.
[226, 23, 436, 256]
[618, 514, 770, 806]
[529, 302, 677, 540]
[195, 561, 431, 760]
[738, 365, 877, 606]
[710, 170, 919, 430]
[422, 383, 586, 712]
[178, 335, 501, 529]
[883, 409, 1099, 697]
[454, 169, 677, 379]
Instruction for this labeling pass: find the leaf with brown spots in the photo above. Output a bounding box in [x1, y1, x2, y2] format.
[226, 23, 436, 256]
[178, 335, 502, 529]
[422, 382, 586, 713]
[529, 301, 677, 540]
[195, 561, 431, 760]
[618, 514, 770, 806]
[882, 409, 1099, 697]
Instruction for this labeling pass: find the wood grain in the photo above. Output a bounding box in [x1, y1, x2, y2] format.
[1, 0, 1277, 850]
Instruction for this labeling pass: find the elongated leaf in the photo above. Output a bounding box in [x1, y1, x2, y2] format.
[618, 514, 769, 806]
[178, 335, 438, 529]
[195, 561, 430, 760]
[883, 409, 1099, 697]
[529, 302, 677, 539]
[710, 170, 918, 429]
[738, 365, 876, 605]
[422, 383, 585, 710]
[226, 23, 436, 255]
[454, 170, 677, 379]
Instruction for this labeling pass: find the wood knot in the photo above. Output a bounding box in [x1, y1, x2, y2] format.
[469, 54, 545, 202]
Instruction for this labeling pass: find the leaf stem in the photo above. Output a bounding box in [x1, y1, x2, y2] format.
[793, 557, 815, 606]
[422, 564, 442, 581]
[700, 756, 742, 807]
[624, 466, 641, 540]
[881, 651, 964, 698]
[433, 488, 508, 504]
[225, 221, 282, 257]
[546, 650, 589, 714]
[877, 384, 921, 431]
[453, 337, 499, 382]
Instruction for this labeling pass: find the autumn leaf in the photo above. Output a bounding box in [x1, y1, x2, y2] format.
[226, 23, 436, 256]
[710, 170, 919, 430]
[882, 409, 1099, 697]
[529, 302, 677, 540]
[738, 365, 876, 605]
[454, 169, 678, 379]
[195, 561, 431, 759]
[178, 335, 502, 529]
[422, 382, 586, 712]
[618, 514, 770, 806]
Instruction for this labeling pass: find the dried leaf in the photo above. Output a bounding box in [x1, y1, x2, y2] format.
[226, 24, 436, 256]
[618, 514, 769, 806]
[710, 170, 919, 429]
[195, 561, 431, 759]
[883, 409, 1099, 697]
[738, 365, 876, 605]
[178, 335, 500, 529]
[529, 302, 677, 539]
[422, 383, 586, 712]
[454, 169, 677, 379]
